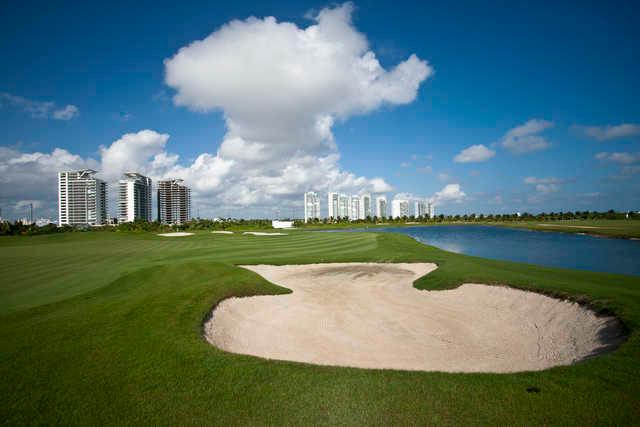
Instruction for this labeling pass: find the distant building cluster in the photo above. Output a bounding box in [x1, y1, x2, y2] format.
[57, 169, 191, 226]
[304, 191, 435, 222]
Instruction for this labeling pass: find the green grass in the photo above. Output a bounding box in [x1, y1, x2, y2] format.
[1, 230, 639, 425]
[300, 219, 640, 239]
[495, 219, 640, 239]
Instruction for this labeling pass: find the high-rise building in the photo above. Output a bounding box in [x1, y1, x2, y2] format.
[119, 173, 152, 223]
[391, 199, 409, 218]
[157, 179, 191, 225]
[338, 194, 350, 218]
[428, 202, 435, 219]
[359, 194, 372, 219]
[376, 196, 387, 218]
[304, 191, 320, 223]
[415, 200, 427, 218]
[350, 195, 360, 220]
[327, 192, 339, 219]
[58, 169, 107, 226]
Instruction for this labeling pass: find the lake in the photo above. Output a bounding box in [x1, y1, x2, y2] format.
[323, 225, 640, 276]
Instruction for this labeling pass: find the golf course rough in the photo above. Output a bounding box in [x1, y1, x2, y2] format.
[0, 230, 638, 425]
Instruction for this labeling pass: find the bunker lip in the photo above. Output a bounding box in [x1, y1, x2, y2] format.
[204, 263, 625, 373]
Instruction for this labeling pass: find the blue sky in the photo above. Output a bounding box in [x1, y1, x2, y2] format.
[1, 0, 639, 219]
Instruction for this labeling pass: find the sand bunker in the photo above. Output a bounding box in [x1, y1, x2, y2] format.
[205, 263, 624, 373]
[242, 232, 287, 236]
[157, 232, 194, 237]
[211, 231, 234, 234]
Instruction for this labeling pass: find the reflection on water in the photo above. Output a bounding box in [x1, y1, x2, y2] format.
[431, 241, 464, 254]
[328, 225, 640, 276]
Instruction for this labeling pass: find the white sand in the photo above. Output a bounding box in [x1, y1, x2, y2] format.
[156, 232, 194, 237]
[242, 232, 288, 236]
[205, 263, 623, 373]
[211, 231, 234, 234]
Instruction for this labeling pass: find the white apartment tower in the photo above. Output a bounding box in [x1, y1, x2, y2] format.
[58, 169, 107, 226]
[391, 199, 409, 219]
[157, 179, 191, 225]
[338, 194, 350, 218]
[376, 196, 387, 218]
[304, 191, 321, 223]
[119, 173, 152, 223]
[428, 202, 435, 219]
[415, 200, 427, 218]
[327, 192, 339, 219]
[350, 196, 360, 221]
[359, 194, 372, 219]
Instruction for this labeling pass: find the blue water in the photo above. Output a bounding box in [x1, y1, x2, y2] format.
[324, 225, 640, 276]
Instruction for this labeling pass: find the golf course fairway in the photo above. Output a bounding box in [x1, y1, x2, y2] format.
[1, 230, 639, 425]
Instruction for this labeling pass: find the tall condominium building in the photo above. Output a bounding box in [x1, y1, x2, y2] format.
[415, 200, 427, 218]
[338, 194, 350, 218]
[359, 194, 372, 219]
[327, 192, 339, 219]
[428, 202, 435, 219]
[376, 196, 387, 218]
[391, 199, 409, 219]
[58, 169, 107, 226]
[350, 195, 360, 220]
[119, 173, 152, 223]
[157, 179, 191, 225]
[304, 191, 321, 223]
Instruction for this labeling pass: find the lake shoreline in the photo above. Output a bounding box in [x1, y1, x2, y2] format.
[316, 225, 640, 276]
[301, 220, 640, 240]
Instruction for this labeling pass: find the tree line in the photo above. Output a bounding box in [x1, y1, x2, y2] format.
[295, 209, 639, 226]
[0, 210, 637, 236]
[0, 218, 275, 236]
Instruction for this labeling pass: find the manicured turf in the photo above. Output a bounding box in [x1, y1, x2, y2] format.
[300, 219, 640, 239]
[496, 219, 640, 239]
[1, 231, 639, 424]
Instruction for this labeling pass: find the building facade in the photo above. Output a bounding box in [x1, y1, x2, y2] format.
[391, 199, 409, 219]
[327, 192, 339, 219]
[376, 196, 387, 218]
[350, 195, 361, 220]
[428, 202, 435, 219]
[415, 200, 427, 218]
[119, 173, 152, 223]
[338, 194, 350, 218]
[303, 191, 321, 223]
[359, 194, 372, 219]
[58, 169, 107, 226]
[157, 179, 191, 225]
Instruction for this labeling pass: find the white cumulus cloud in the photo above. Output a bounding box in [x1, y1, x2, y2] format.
[99, 130, 172, 181]
[576, 123, 640, 141]
[52, 105, 80, 120]
[429, 184, 466, 206]
[453, 144, 495, 163]
[534, 183, 559, 194]
[501, 119, 553, 154]
[595, 151, 640, 164]
[524, 176, 563, 194]
[163, 2, 429, 208]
